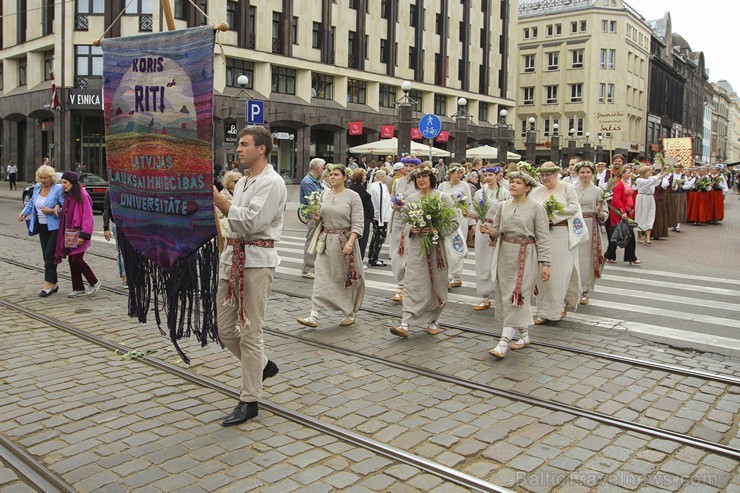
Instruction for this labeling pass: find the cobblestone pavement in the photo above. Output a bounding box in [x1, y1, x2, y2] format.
[0, 225, 739, 492]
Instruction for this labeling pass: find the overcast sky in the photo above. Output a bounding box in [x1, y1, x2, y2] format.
[629, 0, 737, 91]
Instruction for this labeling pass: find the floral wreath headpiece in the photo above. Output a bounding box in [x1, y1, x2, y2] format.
[515, 161, 540, 180]
[401, 156, 422, 166]
[574, 161, 596, 173]
[409, 166, 438, 180]
[508, 170, 539, 188]
[326, 163, 352, 178]
[448, 164, 466, 175]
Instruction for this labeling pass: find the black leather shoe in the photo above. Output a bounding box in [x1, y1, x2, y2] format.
[39, 286, 58, 297]
[221, 401, 258, 426]
[262, 360, 279, 381]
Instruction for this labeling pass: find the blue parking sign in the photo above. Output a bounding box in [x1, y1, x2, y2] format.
[246, 100, 264, 124]
[420, 114, 442, 139]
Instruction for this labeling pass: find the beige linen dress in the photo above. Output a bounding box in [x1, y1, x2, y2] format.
[473, 184, 510, 298]
[576, 183, 606, 295]
[389, 177, 415, 282]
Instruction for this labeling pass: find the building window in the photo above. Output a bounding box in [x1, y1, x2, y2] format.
[43, 50, 54, 81]
[349, 0, 356, 9]
[312, 73, 333, 99]
[580, 20, 587, 32]
[434, 94, 447, 115]
[542, 117, 559, 137]
[598, 83, 605, 103]
[523, 27, 529, 39]
[571, 49, 583, 68]
[600, 49, 606, 69]
[271, 65, 296, 94]
[379, 84, 396, 108]
[523, 54, 535, 73]
[570, 21, 577, 34]
[610, 20, 617, 33]
[520, 119, 527, 137]
[381, 0, 389, 19]
[556, 23, 561, 35]
[436, 13, 444, 35]
[410, 4, 417, 27]
[532, 27, 538, 38]
[601, 20, 607, 32]
[0, 63, 3, 91]
[547, 52, 559, 70]
[608, 49, 615, 69]
[76, 0, 105, 14]
[227, 0, 236, 28]
[380, 39, 388, 63]
[523, 87, 534, 105]
[409, 46, 417, 69]
[272, 12, 282, 52]
[173, 0, 185, 19]
[75, 45, 102, 77]
[570, 84, 583, 103]
[458, 59, 465, 82]
[568, 117, 584, 136]
[347, 78, 366, 104]
[408, 89, 423, 112]
[479, 102, 488, 122]
[125, 0, 153, 14]
[292, 16, 298, 44]
[607, 83, 614, 103]
[312, 22, 321, 48]
[18, 57, 27, 86]
[225, 58, 254, 88]
[459, 21, 465, 42]
[546, 85, 558, 104]
[546, 24, 553, 36]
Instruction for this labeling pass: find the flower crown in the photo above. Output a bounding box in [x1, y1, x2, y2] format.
[515, 161, 540, 180]
[574, 161, 596, 173]
[508, 170, 539, 188]
[326, 163, 352, 178]
[409, 166, 438, 180]
[448, 164, 466, 175]
[401, 155, 422, 165]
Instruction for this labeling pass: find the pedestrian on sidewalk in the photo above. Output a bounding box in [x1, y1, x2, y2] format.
[299, 158, 326, 279]
[54, 171, 101, 297]
[212, 126, 286, 426]
[481, 170, 551, 359]
[297, 164, 365, 328]
[17, 165, 65, 297]
[7, 160, 18, 190]
[102, 190, 128, 288]
[367, 169, 392, 267]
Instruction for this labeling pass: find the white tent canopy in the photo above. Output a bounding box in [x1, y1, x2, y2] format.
[466, 145, 521, 161]
[349, 137, 451, 158]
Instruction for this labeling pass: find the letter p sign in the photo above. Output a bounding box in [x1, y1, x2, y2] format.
[246, 100, 264, 125]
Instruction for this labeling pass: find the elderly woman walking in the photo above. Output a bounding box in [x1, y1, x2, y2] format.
[529, 162, 582, 324]
[297, 164, 365, 327]
[481, 170, 551, 358]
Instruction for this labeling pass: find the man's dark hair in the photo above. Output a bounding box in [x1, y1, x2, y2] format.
[238, 126, 273, 156]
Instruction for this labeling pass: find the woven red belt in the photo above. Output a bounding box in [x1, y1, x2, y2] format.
[501, 236, 536, 307]
[225, 238, 275, 326]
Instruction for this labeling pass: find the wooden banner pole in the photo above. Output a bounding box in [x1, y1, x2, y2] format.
[161, 0, 176, 31]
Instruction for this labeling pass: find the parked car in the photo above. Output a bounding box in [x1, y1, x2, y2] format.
[22, 172, 109, 212]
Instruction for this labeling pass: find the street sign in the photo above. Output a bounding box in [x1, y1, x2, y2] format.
[419, 114, 442, 139]
[246, 100, 264, 124]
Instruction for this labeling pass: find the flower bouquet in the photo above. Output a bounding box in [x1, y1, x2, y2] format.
[697, 176, 712, 192]
[712, 175, 726, 190]
[400, 194, 455, 254]
[391, 193, 406, 208]
[471, 193, 491, 221]
[453, 192, 469, 214]
[543, 195, 565, 221]
[300, 190, 323, 218]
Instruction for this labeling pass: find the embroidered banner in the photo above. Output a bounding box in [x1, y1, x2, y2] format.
[662, 137, 694, 168]
[102, 26, 218, 363]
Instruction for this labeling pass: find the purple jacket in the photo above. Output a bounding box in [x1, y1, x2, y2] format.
[55, 188, 95, 263]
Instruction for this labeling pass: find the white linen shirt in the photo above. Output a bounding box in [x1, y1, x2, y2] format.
[221, 164, 287, 268]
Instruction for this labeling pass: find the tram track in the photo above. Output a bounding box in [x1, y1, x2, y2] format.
[0, 433, 75, 493]
[0, 298, 509, 493]
[1, 252, 739, 462]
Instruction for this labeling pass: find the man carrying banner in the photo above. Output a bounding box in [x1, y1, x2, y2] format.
[213, 126, 287, 426]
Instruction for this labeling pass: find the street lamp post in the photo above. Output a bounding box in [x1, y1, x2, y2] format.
[495, 109, 513, 164]
[396, 81, 415, 158]
[596, 135, 604, 163]
[550, 122, 560, 165]
[583, 132, 593, 162]
[525, 116, 536, 163]
[453, 97, 471, 163]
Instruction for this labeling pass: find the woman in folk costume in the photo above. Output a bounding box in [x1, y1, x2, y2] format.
[604, 164, 640, 265]
[634, 165, 668, 245]
[438, 164, 473, 288]
[389, 156, 420, 302]
[671, 164, 689, 233]
[470, 166, 510, 311]
[709, 165, 728, 224]
[574, 162, 607, 305]
[529, 162, 582, 325]
[390, 167, 459, 338]
[481, 170, 551, 358]
[297, 164, 365, 328]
